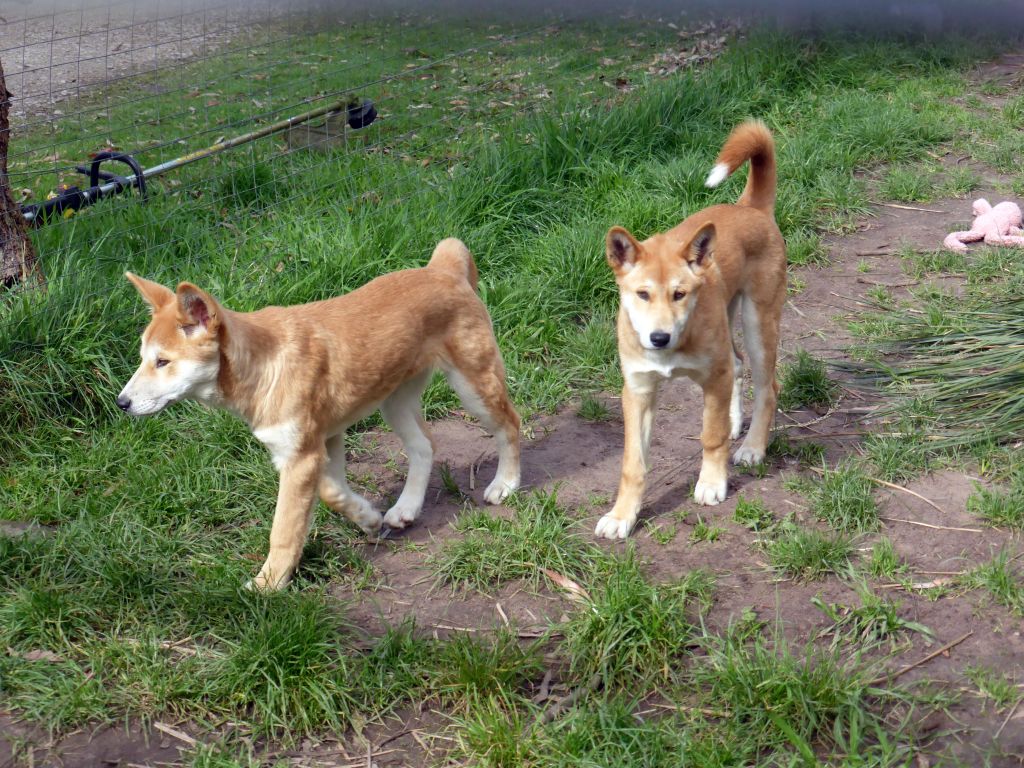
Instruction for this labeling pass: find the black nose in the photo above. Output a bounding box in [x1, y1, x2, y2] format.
[650, 331, 671, 348]
[116, 395, 132, 412]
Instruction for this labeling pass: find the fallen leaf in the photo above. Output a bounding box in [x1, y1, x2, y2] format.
[541, 569, 591, 604]
[909, 578, 953, 590]
[10, 648, 64, 662]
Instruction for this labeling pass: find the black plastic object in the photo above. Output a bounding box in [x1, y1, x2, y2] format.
[85, 151, 148, 201]
[21, 151, 146, 226]
[346, 99, 377, 129]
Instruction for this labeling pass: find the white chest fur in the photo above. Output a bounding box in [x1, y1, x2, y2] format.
[253, 420, 301, 471]
[624, 349, 708, 384]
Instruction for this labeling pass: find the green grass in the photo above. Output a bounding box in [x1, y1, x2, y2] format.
[867, 538, 907, 580]
[766, 526, 855, 581]
[812, 582, 932, 650]
[430, 490, 602, 592]
[561, 550, 713, 688]
[963, 665, 1022, 712]
[811, 463, 880, 532]
[879, 163, 935, 202]
[786, 229, 830, 267]
[766, 433, 827, 467]
[967, 477, 1024, 530]
[431, 630, 544, 711]
[937, 166, 982, 198]
[691, 630, 915, 764]
[849, 251, 1024, 449]
[690, 516, 723, 543]
[644, 520, 678, 545]
[438, 461, 469, 503]
[577, 394, 611, 422]
[960, 550, 1024, 615]
[905, 247, 966, 278]
[452, 629, 921, 767]
[863, 432, 930, 483]
[777, 350, 840, 412]
[733, 495, 775, 532]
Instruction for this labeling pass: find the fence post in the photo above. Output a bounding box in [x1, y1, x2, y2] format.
[0, 57, 43, 288]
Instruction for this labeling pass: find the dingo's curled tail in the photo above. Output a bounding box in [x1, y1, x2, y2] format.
[428, 237, 479, 291]
[704, 120, 777, 217]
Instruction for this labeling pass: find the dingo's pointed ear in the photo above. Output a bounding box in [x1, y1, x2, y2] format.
[686, 223, 716, 275]
[125, 272, 174, 313]
[606, 226, 641, 276]
[175, 282, 220, 336]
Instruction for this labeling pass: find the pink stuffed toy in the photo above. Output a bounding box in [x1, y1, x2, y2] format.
[943, 198, 1024, 252]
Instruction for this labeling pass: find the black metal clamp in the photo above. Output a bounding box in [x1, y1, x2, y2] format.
[21, 150, 147, 226]
[82, 151, 148, 201]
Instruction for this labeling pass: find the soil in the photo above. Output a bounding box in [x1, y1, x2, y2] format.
[3, 46, 1024, 768]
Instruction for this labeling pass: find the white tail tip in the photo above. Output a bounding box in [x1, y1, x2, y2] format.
[705, 162, 729, 188]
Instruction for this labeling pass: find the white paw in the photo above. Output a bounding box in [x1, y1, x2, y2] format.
[693, 476, 727, 506]
[383, 501, 421, 530]
[244, 570, 290, 592]
[732, 445, 765, 466]
[729, 420, 742, 441]
[594, 511, 636, 539]
[483, 476, 519, 505]
[349, 498, 384, 536]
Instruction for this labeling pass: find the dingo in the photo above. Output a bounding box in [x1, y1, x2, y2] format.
[118, 239, 521, 589]
[595, 121, 786, 539]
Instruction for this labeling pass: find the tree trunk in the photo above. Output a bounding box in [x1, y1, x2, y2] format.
[0, 56, 42, 288]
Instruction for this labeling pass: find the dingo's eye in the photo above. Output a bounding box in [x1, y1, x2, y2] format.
[155, 358, 170, 369]
[673, 290, 686, 301]
[636, 290, 650, 301]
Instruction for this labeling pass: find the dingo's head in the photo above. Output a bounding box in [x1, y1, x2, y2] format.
[117, 273, 222, 416]
[606, 222, 716, 351]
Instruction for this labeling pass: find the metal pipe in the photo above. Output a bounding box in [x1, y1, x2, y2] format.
[23, 96, 375, 224]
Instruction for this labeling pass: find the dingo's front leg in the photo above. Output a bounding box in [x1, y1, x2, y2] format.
[694, 369, 733, 506]
[248, 449, 324, 591]
[596, 380, 658, 539]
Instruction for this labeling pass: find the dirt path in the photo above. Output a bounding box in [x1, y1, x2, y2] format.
[3, 48, 1024, 768]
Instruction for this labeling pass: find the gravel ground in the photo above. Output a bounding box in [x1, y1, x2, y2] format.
[0, 1, 288, 125]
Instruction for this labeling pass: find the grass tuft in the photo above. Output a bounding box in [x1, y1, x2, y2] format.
[767, 433, 826, 467]
[777, 350, 839, 412]
[879, 164, 935, 202]
[690, 517, 723, 543]
[766, 526, 855, 581]
[561, 550, 712, 688]
[577, 394, 611, 422]
[864, 432, 929, 483]
[963, 665, 1022, 712]
[967, 477, 1024, 530]
[733, 495, 775, 532]
[867, 538, 906, 580]
[430, 491, 601, 592]
[812, 582, 932, 649]
[811, 463, 879, 532]
[694, 630, 907, 759]
[212, 594, 358, 737]
[960, 550, 1024, 615]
